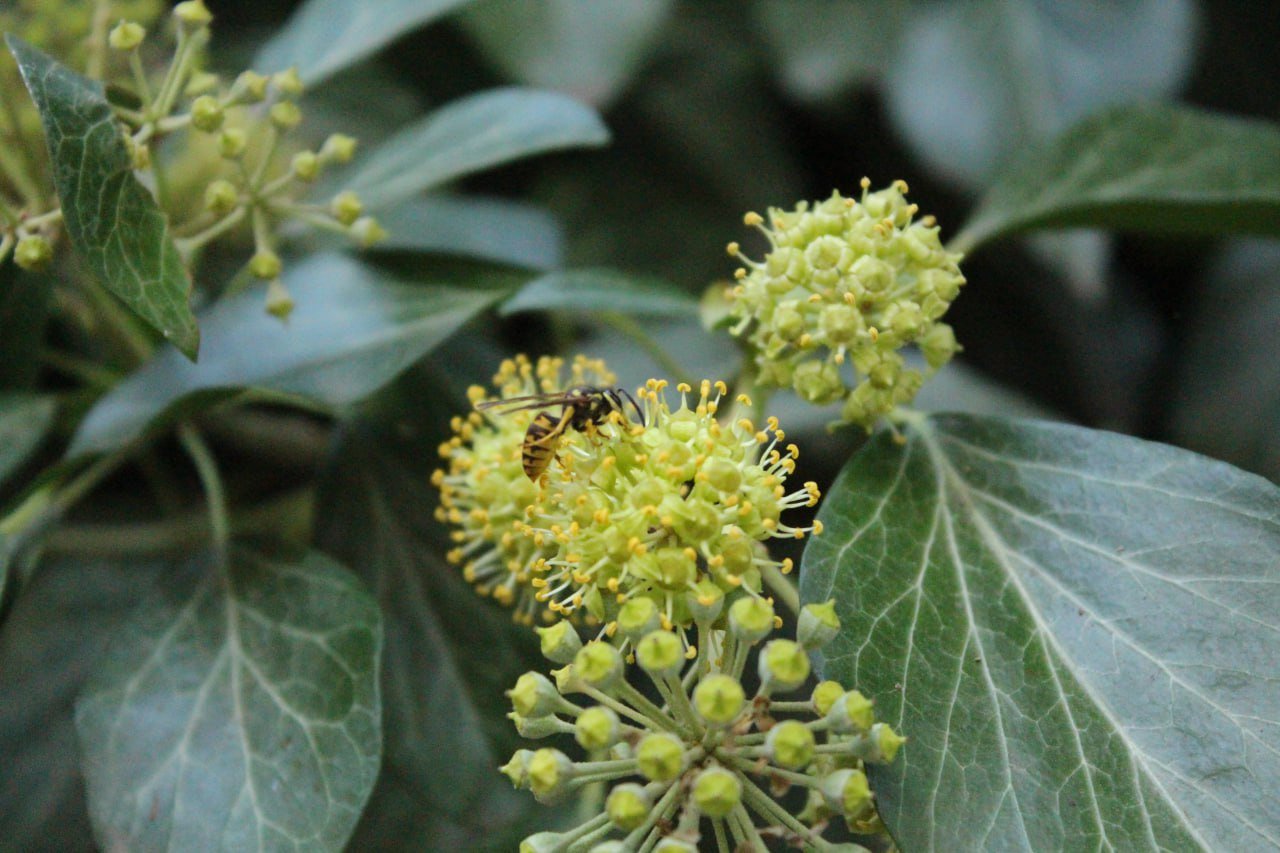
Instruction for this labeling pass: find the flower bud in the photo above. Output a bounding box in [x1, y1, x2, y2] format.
[691, 766, 741, 818]
[320, 133, 358, 163]
[636, 732, 684, 782]
[605, 783, 650, 830]
[588, 843, 627, 853]
[264, 278, 294, 320]
[173, 0, 212, 28]
[508, 712, 563, 740]
[811, 680, 844, 716]
[184, 71, 219, 97]
[617, 597, 660, 642]
[13, 235, 52, 271]
[330, 190, 363, 226]
[231, 70, 268, 103]
[203, 179, 238, 215]
[765, 719, 815, 769]
[820, 768, 872, 819]
[501, 749, 534, 787]
[535, 621, 581, 664]
[920, 322, 960, 369]
[692, 674, 745, 726]
[686, 579, 724, 623]
[728, 596, 774, 643]
[519, 832, 571, 853]
[508, 671, 560, 718]
[124, 135, 150, 169]
[527, 748, 574, 803]
[108, 20, 145, 50]
[189, 95, 224, 132]
[218, 127, 247, 159]
[652, 839, 697, 853]
[269, 101, 302, 130]
[273, 66, 304, 96]
[867, 722, 906, 763]
[350, 216, 387, 247]
[249, 250, 282, 281]
[635, 629, 683, 679]
[573, 641, 624, 691]
[797, 600, 840, 650]
[290, 150, 319, 182]
[758, 639, 811, 694]
[826, 689, 874, 734]
[792, 359, 843, 405]
[574, 706, 620, 751]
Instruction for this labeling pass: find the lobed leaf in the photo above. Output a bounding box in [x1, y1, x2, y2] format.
[6, 36, 199, 359]
[75, 549, 382, 851]
[955, 104, 1280, 253]
[69, 253, 511, 455]
[802, 413, 1280, 851]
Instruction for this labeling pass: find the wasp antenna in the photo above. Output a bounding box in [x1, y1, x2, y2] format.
[617, 388, 644, 426]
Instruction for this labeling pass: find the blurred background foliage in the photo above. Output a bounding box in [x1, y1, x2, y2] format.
[219, 0, 1280, 483]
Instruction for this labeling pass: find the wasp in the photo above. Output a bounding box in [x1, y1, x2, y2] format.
[475, 386, 644, 481]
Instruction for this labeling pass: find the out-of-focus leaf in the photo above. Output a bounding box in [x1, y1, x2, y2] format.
[76, 549, 381, 851]
[314, 354, 557, 849]
[0, 557, 169, 849]
[254, 0, 476, 85]
[69, 252, 512, 455]
[375, 196, 562, 270]
[340, 88, 609, 212]
[6, 36, 199, 359]
[955, 104, 1280, 254]
[0, 394, 56, 491]
[802, 413, 1280, 850]
[0, 263, 50, 389]
[751, 0, 905, 103]
[883, 0, 1195, 187]
[499, 268, 696, 317]
[1169, 239, 1280, 484]
[455, 0, 673, 107]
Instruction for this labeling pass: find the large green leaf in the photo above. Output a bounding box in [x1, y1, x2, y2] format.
[374, 195, 562, 270]
[340, 87, 609, 212]
[498, 268, 697, 317]
[0, 556, 171, 849]
[75, 548, 382, 851]
[954, 104, 1280, 254]
[69, 252, 512, 455]
[801, 413, 1280, 851]
[455, 0, 674, 107]
[1169, 239, 1280, 484]
[882, 0, 1195, 188]
[6, 36, 199, 359]
[0, 393, 56, 491]
[314, 352, 557, 849]
[254, 0, 476, 85]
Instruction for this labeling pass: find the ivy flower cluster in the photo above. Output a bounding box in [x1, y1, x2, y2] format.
[0, 0, 382, 318]
[434, 355, 822, 633]
[726, 180, 966, 429]
[504, 597, 904, 852]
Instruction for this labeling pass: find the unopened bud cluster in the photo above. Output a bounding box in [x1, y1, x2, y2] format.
[504, 598, 903, 851]
[726, 181, 965, 428]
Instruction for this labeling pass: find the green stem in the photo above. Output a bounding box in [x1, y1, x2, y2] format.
[21, 207, 62, 231]
[175, 205, 247, 255]
[177, 423, 230, 561]
[153, 27, 199, 119]
[85, 0, 112, 80]
[40, 349, 122, 388]
[129, 51, 154, 109]
[760, 560, 800, 617]
[597, 311, 693, 386]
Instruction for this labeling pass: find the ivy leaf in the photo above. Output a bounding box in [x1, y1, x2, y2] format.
[5, 36, 199, 359]
[955, 104, 1280, 254]
[0, 393, 56, 491]
[314, 354, 557, 849]
[340, 87, 609, 212]
[69, 253, 512, 456]
[801, 413, 1280, 851]
[254, 0, 476, 86]
[374, 196, 563, 270]
[498, 268, 696, 317]
[75, 549, 382, 851]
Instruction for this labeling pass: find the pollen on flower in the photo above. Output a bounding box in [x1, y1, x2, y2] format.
[725, 182, 966, 429]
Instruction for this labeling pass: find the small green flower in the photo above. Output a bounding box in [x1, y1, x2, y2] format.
[173, 0, 213, 28]
[13, 234, 53, 271]
[248, 250, 282, 281]
[108, 20, 145, 51]
[727, 181, 966, 429]
[189, 95, 224, 132]
[269, 101, 303, 131]
[203, 179, 238, 215]
[329, 190, 363, 225]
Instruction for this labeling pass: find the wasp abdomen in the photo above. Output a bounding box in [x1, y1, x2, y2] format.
[521, 411, 563, 480]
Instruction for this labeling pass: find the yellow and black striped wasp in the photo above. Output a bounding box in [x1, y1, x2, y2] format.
[475, 386, 644, 480]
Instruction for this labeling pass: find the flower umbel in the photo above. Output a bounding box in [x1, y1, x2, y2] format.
[434, 354, 620, 624]
[519, 378, 821, 630]
[503, 599, 903, 851]
[726, 180, 966, 429]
